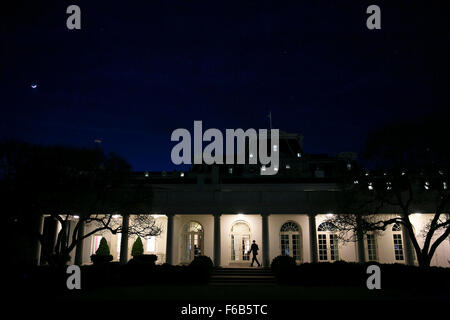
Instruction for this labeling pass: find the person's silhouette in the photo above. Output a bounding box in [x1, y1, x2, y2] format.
[250, 240, 261, 267]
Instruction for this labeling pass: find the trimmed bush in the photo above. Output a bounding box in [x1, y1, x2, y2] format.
[90, 237, 113, 264]
[96, 237, 110, 256]
[131, 237, 144, 257]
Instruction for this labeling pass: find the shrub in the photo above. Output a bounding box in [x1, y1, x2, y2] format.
[90, 237, 113, 264]
[188, 256, 214, 283]
[271, 255, 296, 273]
[96, 237, 110, 256]
[131, 237, 144, 257]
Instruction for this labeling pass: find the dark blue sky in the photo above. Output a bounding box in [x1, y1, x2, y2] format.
[1, 1, 448, 171]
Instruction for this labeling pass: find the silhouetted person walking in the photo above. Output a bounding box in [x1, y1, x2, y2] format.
[250, 240, 261, 267]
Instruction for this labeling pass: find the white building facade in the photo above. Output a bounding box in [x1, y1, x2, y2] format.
[40, 183, 450, 268]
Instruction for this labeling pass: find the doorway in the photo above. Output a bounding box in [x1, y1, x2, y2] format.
[230, 221, 251, 262]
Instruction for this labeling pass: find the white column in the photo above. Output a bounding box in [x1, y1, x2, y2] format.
[34, 215, 45, 265]
[213, 213, 221, 267]
[119, 214, 129, 264]
[165, 213, 174, 265]
[309, 213, 318, 263]
[356, 216, 366, 263]
[75, 220, 85, 265]
[402, 223, 415, 266]
[262, 214, 270, 267]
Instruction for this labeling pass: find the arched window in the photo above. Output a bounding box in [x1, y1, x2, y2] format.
[280, 221, 302, 262]
[317, 222, 339, 261]
[181, 221, 204, 263]
[392, 223, 404, 261]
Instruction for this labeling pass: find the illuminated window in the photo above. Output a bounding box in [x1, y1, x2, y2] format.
[392, 223, 404, 261]
[366, 233, 378, 261]
[280, 221, 302, 261]
[317, 222, 339, 261]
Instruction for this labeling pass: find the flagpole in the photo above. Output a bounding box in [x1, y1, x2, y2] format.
[268, 111, 272, 131]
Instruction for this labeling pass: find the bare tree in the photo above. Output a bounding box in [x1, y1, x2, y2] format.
[326, 114, 450, 268]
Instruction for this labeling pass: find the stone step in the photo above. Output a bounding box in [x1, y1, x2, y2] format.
[210, 267, 276, 285]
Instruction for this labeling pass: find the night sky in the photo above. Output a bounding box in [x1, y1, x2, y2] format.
[1, 1, 448, 171]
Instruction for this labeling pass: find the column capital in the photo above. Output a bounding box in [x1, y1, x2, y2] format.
[165, 212, 174, 217]
[260, 213, 270, 217]
[213, 212, 222, 217]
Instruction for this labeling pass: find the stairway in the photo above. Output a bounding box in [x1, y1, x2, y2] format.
[210, 267, 276, 285]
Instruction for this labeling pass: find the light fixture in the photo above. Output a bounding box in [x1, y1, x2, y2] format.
[237, 213, 244, 218]
[144, 171, 149, 177]
[286, 164, 291, 169]
[365, 172, 369, 176]
[346, 163, 352, 170]
[326, 213, 334, 218]
[354, 180, 359, 184]
[444, 182, 448, 190]
[73, 215, 79, 219]
[386, 181, 392, 190]
[250, 153, 254, 158]
[273, 145, 278, 152]
[180, 172, 184, 177]
[368, 182, 373, 190]
[274, 167, 278, 172]
[424, 181, 430, 190]
[297, 153, 301, 158]
[31, 83, 37, 89]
